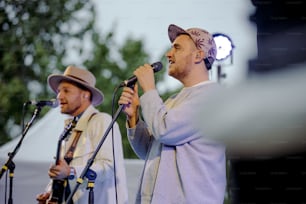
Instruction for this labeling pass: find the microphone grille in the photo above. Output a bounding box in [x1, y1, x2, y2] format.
[152, 61, 163, 72]
[50, 99, 59, 108]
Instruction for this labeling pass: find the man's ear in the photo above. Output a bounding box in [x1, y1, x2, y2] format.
[82, 90, 91, 100]
[195, 50, 205, 64]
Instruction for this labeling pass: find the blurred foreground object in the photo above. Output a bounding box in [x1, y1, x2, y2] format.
[196, 63, 306, 203]
[217, 0, 306, 202]
[196, 65, 306, 158]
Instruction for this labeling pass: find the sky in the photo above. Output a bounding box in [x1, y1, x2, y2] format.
[91, 0, 258, 89]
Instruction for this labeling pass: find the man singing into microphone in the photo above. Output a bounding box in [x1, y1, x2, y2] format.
[119, 24, 226, 203]
[36, 65, 128, 204]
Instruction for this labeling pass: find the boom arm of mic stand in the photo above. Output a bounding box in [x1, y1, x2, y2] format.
[66, 104, 125, 203]
[0, 107, 42, 179]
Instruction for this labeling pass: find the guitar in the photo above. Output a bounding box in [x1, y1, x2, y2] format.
[47, 119, 76, 204]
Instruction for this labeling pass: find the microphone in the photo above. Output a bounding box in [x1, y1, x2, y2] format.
[119, 62, 163, 87]
[26, 99, 59, 108]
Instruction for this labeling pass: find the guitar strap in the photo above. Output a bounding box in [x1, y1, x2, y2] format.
[63, 112, 97, 203]
[64, 112, 97, 164]
[64, 130, 82, 165]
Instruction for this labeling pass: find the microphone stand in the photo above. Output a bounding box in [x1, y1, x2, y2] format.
[66, 104, 124, 204]
[7, 159, 15, 204]
[0, 106, 42, 204]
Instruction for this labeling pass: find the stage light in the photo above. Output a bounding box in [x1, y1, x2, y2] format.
[213, 33, 234, 61]
[212, 33, 234, 83]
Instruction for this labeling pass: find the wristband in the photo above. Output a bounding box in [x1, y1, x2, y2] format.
[68, 167, 75, 180]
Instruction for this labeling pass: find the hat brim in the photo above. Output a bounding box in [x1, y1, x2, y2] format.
[168, 24, 190, 43]
[48, 74, 104, 106]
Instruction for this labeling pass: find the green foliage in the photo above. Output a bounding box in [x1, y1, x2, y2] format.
[0, 0, 95, 145]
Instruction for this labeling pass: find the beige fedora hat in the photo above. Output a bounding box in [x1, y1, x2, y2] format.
[48, 65, 104, 106]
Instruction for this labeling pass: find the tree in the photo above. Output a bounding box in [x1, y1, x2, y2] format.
[0, 0, 96, 145]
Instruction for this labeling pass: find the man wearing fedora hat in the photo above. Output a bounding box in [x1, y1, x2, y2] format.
[36, 66, 128, 204]
[118, 24, 226, 203]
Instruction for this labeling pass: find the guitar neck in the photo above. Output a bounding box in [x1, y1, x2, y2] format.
[55, 140, 62, 165]
[55, 121, 75, 164]
[49, 121, 75, 203]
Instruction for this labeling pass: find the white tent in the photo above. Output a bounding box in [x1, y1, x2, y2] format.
[0, 107, 68, 163]
[0, 108, 143, 204]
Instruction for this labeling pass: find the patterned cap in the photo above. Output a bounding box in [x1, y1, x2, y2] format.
[168, 24, 217, 70]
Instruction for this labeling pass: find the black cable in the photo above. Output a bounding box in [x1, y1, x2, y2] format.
[111, 84, 121, 204]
